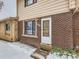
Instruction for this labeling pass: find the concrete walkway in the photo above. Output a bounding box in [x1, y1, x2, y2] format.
[0, 40, 36, 59]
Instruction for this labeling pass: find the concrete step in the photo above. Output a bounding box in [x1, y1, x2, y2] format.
[31, 49, 49, 59]
[39, 49, 49, 56]
[31, 53, 45, 59]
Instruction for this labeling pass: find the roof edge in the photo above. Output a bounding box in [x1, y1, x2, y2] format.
[0, 17, 18, 22]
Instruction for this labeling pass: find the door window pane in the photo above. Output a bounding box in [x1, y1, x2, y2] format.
[43, 20, 49, 36]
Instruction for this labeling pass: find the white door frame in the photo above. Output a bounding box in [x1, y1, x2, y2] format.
[41, 17, 52, 44]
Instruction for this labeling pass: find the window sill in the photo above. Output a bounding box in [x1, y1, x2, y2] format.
[22, 34, 38, 38]
[5, 31, 11, 34]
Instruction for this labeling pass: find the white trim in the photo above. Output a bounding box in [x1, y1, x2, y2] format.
[35, 20, 37, 36]
[23, 21, 24, 35]
[41, 16, 52, 44]
[22, 19, 37, 37]
[22, 34, 38, 38]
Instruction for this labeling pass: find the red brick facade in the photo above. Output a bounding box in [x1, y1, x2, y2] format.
[52, 12, 73, 48]
[73, 13, 79, 48]
[18, 20, 41, 48]
[18, 12, 79, 49]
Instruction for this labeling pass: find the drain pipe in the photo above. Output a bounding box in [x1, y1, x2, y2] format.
[68, 0, 79, 49]
[72, 0, 79, 50]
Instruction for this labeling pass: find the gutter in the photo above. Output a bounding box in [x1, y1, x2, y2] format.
[0, 17, 18, 22]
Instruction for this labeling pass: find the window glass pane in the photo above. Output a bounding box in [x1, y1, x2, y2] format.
[28, 0, 33, 5]
[5, 24, 10, 31]
[27, 21, 33, 34]
[32, 20, 35, 35]
[24, 0, 37, 7]
[43, 20, 49, 36]
[24, 20, 36, 35]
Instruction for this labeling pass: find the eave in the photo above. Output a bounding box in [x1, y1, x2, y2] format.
[0, 17, 18, 22]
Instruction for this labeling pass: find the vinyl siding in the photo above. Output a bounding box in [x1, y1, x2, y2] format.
[69, 0, 79, 11]
[18, 0, 70, 20]
[76, 0, 79, 8]
[69, 0, 75, 9]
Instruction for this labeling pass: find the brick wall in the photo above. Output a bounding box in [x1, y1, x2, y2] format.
[18, 19, 41, 48]
[18, 12, 75, 49]
[52, 12, 73, 48]
[73, 13, 79, 48]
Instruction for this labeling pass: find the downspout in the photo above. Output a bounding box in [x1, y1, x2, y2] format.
[70, 0, 79, 49]
[74, 0, 79, 50]
[68, 0, 79, 49]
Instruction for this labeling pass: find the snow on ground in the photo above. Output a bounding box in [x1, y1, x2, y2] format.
[47, 53, 79, 59]
[0, 40, 36, 59]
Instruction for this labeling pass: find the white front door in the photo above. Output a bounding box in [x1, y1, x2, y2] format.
[41, 17, 52, 44]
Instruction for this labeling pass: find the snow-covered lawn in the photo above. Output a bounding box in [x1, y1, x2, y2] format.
[0, 40, 36, 59]
[47, 53, 79, 59]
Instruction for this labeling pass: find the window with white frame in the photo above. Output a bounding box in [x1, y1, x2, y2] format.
[23, 20, 37, 36]
[24, 0, 37, 7]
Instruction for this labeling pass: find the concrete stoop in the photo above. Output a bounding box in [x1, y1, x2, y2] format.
[31, 49, 49, 59]
[31, 44, 52, 59]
